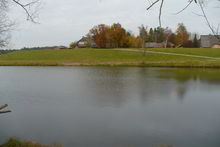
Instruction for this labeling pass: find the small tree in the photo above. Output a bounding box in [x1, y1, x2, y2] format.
[138, 25, 148, 48]
[193, 34, 199, 48]
[69, 41, 77, 48]
[169, 33, 177, 47]
[164, 27, 172, 48]
[156, 27, 165, 43]
[148, 28, 154, 42]
[176, 23, 189, 47]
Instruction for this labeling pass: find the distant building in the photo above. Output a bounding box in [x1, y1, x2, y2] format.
[165, 42, 175, 48]
[76, 36, 88, 48]
[145, 42, 163, 48]
[200, 35, 220, 48]
[212, 44, 220, 48]
[56, 46, 68, 49]
[145, 42, 174, 48]
[76, 36, 97, 48]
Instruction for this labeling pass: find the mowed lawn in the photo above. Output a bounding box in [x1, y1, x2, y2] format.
[0, 48, 220, 67]
[147, 48, 220, 57]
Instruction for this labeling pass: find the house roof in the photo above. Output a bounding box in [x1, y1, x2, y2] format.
[76, 36, 97, 48]
[77, 36, 88, 43]
[201, 35, 220, 47]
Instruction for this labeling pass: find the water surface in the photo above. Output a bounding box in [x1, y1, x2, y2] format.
[0, 67, 220, 147]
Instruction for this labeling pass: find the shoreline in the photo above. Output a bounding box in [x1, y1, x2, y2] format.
[1, 61, 220, 68]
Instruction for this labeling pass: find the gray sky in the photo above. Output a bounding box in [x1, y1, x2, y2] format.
[8, 0, 220, 49]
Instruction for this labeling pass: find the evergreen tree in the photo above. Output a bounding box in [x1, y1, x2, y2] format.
[193, 34, 199, 48]
[149, 28, 154, 42]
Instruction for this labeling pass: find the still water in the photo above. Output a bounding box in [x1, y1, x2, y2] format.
[0, 67, 220, 147]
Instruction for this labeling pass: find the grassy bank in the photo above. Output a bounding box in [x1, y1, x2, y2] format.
[0, 48, 220, 67]
[0, 138, 173, 147]
[147, 48, 220, 57]
[0, 138, 63, 147]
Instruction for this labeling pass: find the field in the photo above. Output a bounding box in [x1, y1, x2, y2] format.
[0, 48, 220, 67]
[147, 48, 220, 57]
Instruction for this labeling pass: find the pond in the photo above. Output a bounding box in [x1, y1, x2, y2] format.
[0, 67, 220, 147]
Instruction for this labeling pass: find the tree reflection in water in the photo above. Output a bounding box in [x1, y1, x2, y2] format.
[80, 67, 220, 107]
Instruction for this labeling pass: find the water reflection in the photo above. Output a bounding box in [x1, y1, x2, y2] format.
[0, 67, 220, 147]
[81, 67, 220, 107]
[158, 68, 220, 84]
[157, 68, 220, 99]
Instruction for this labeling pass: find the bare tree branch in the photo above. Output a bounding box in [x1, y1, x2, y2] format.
[0, 0, 41, 47]
[174, 0, 194, 15]
[159, 0, 164, 27]
[147, 0, 160, 10]
[0, 2, 13, 47]
[146, 0, 164, 27]
[192, 11, 205, 17]
[198, 0, 220, 39]
[12, 0, 40, 23]
[146, 0, 220, 40]
[217, 24, 220, 34]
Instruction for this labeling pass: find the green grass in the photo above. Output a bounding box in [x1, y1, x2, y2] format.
[147, 48, 220, 57]
[0, 48, 220, 67]
[0, 138, 63, 147]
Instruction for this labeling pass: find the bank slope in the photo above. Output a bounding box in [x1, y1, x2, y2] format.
[0, 49, 220, 67]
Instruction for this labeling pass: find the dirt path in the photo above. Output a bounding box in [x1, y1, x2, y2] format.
[116, 49, 220, 60]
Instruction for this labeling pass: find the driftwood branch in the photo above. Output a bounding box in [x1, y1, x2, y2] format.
[0, 104, 11, 114]
[0, 110, 11, 114]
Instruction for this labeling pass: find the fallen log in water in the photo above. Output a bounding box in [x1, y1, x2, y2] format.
[0, 104, 11, 114]
[0, 110, 12, 114]
[0, 104, 8, 110]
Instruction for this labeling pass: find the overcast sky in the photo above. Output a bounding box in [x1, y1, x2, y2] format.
[7, 0, 220, 49]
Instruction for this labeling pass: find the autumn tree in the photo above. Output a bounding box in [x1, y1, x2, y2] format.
[88, 23, 140, 48]
[109, 23, 127, 48]
[127, 35, 142, 48]
[176, 23, 189, 47]
[88, 24, 109, 48]
[169, 33, 177, 46]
